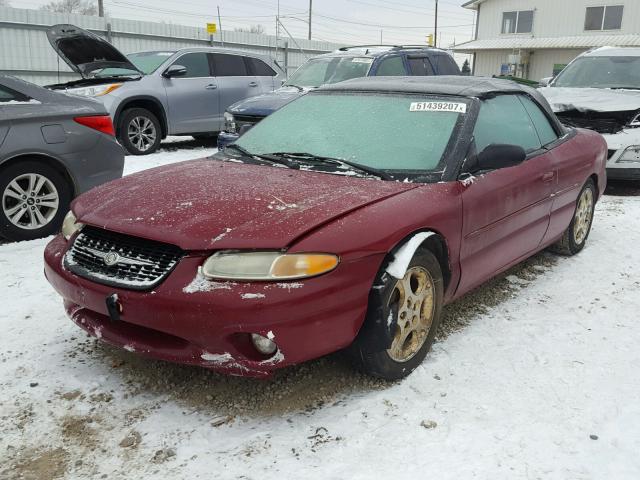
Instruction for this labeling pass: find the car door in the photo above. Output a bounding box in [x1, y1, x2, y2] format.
[407, 56, 435, 76]
[245, 56, 279, 93]
[163, 52, 219, 134]
[211, 53, 261, 130]
[457, 94, 556, 294]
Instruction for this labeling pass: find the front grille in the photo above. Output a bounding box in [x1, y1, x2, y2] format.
[64, 227, 183, 290]
[556, 109, 636, 135]
[234, 114, 264, 131]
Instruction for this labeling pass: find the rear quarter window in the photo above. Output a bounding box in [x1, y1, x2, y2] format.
[247, 57, 277, 76]
[429, 55, 461, 75]
[375, 56, 407, 76]
[0, 84, 31, 103]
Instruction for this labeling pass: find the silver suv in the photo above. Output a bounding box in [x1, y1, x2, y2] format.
[46, 24, 285, 155]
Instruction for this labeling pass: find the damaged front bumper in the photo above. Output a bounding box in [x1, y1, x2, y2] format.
[44, 235, 379, 377]
[603, 131, 640, 181]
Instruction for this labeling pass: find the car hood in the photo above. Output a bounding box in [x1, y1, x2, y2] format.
[227, 87, 311, 117]
[72, 159, 418, 251]
[47, 24, 142, 78]
[539, 86, 640, 113]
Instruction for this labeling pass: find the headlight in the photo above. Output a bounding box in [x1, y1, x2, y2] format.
[202, 251, 339, 281]
[224, 112, 237, 134]
[61, 211, 84, 240]
[66, 83, 122, 97]
[618, 145, 640, 163]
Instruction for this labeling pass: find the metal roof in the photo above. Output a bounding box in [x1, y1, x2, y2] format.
[452, 34, 640, 52]
[461, 0, 485, 9]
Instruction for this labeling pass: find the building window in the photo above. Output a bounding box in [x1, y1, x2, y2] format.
[585, 5, 624, 31]
[501, 10, 534, 34]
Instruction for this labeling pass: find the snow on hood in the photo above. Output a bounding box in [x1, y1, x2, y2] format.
[72, 159, 418, 251]
[539, 86, 640, 113]
[227, 87, 310, 117]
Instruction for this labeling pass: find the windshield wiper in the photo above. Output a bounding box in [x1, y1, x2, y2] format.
[265, 152, 392, 180]
[283, 84, 305, 92]
[224, 144, 300, 169]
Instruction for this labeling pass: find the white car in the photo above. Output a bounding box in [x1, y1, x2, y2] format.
[539, 46, 640, 181]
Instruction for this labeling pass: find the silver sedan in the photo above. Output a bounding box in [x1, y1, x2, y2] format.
[0, 75, 124, 241]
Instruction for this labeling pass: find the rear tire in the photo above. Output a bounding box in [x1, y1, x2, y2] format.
[350, 249, 444, 380]
[118, 108, 162, 155]
[0, 160, 71, 241]
[550, 179, 596, 256]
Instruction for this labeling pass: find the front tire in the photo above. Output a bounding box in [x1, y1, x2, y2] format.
[118, 108, 162, 155]
[351, 249, 444, 380]
[550, 179, 596, 256]
[0, 160, 71, 241]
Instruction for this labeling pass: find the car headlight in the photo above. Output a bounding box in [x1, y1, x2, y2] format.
[61, 211, 84, 240]
[618, 145, 640, 163]
[224, 112, 237, 134]
[202, 251, 339, 281]
[66, 83, 122, 97]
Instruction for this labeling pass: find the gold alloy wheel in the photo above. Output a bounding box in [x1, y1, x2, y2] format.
[573, 187, 594, 245]
[387, 266, 436, 363]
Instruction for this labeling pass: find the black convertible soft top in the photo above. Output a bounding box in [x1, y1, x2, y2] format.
[319, 75, 562, 131]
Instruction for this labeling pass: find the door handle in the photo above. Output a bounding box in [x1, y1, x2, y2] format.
[205, 84, 218, 90]
[249, 81, 258, 87]
[541, 172, 554, 183]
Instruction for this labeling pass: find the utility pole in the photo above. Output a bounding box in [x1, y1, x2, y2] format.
[308, 0, 312, 40]
[98, 0, 104, 17]
[217, 6, 224, 47]
[434, 0, 438, 47]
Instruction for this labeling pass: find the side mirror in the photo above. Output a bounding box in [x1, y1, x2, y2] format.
[163, 64, 187, 78]
[238, 124, 253, 136]
[469, 144, 526, 173]
[538, 76, 553, 87]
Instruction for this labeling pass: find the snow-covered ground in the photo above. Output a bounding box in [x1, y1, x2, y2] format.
[1, 141, 639, 479]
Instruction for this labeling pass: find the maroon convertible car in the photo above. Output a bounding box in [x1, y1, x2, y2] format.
[44, 77, 606, 380]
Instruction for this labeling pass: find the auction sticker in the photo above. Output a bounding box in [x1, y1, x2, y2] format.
[410, 101, 467, 113]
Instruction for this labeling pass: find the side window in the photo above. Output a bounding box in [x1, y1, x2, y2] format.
[211, 53, 249, 76]
[375, 56, 406, 76]
[473, 95, 542, 154]
[429, 55, 460, 75]
[518, 96, 559, 146]
[173, 52, 210, 78]
[407, 57, 435, 76]
[0, 84, 30, 103]
[247, 57, 277, 76]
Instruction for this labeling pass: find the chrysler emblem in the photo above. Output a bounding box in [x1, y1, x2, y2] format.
[104, 251, 120, 266]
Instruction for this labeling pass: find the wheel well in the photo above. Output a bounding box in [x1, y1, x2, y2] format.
[0, 154, 76, 195]
[389, 230, 452, 290]
[589, 174, 599, 199]
[116, 98, 168, 138]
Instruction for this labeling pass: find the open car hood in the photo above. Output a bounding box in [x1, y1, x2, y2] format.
[47, 24, 142, 78]
[72, 159, 418, 251]
[539, 86, 640, 113]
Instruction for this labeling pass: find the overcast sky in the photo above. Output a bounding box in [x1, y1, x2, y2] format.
[13, 0, 476, 48]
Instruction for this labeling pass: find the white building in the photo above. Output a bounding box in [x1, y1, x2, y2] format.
[453, 0, 640, 81]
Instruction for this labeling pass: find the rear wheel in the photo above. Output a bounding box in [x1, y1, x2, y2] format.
[0, 160, 71, 241]
[351, 249, 444, 380]
[118, 108, 161, 155]
[550, 179, 596, 256]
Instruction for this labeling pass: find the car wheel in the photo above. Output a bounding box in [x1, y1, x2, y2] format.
[0, 160, 71, 241]
[351, 249, 444, 380]
[550, 179, 596, 256]
[118, 108, 161, 155]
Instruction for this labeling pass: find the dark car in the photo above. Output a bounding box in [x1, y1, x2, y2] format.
[0, 75, 124, 241]
[217, 45, 461, 149]
[45, 77, 605, 380]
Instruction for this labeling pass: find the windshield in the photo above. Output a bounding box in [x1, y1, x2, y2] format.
[95, 51, 175, 77]
[234, 93, 466, 177]
[285, 56, 374, 88]
[553, 56, 640, 89]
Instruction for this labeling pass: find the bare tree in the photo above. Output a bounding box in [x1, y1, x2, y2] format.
[40, 0, 98, 15]
[234, 25, 265, 35]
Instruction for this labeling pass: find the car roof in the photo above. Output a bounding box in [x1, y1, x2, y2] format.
[132, 47, 277, 62]
[582, 46, 640, 57]
[315, 45, 452, 59]
[319, 75, 534, 97]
